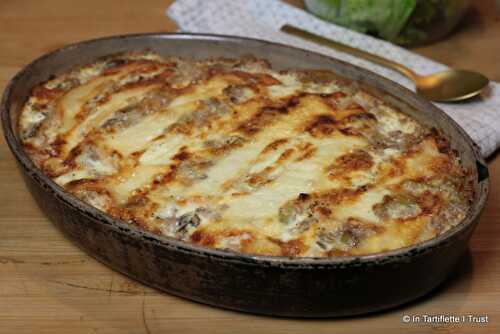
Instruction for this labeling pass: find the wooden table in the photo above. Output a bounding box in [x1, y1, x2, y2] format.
[1, 1, 499, 333]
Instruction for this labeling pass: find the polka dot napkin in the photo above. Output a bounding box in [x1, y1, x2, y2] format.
[167, 0, 500, 157]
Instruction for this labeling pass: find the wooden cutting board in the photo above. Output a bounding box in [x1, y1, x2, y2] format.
[1, 1, 499, 333]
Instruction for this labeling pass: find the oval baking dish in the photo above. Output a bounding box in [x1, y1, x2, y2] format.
[1, 33, 489, 317]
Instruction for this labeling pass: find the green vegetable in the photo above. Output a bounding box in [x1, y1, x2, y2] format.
[305, 0, 470, 46]
[305, 0, 416, 40]
[395, 0, 470, 45]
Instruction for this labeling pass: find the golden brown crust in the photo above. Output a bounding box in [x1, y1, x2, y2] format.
[19, 51, 473, 257]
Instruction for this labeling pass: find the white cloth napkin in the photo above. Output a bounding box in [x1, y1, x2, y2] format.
[167, 0, 500, 157]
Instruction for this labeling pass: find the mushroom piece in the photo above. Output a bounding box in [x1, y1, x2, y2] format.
[373, 195, 422, 221]
[176, 212, 201, 234]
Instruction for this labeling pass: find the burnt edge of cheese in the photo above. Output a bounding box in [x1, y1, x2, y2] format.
[19, 50, 474, 258]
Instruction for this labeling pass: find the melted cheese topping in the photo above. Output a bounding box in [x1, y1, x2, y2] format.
[19, 52, 472, 257]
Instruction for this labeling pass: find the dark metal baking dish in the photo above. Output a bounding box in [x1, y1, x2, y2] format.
[1, 33, 489, 317]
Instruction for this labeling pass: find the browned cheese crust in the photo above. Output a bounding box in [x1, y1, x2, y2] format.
[19, 51, 473, 257]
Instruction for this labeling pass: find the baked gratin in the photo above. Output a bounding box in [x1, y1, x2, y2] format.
[19, 51, 473, 257]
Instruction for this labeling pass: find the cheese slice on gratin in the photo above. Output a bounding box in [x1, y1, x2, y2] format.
[19, 51, 473, 257]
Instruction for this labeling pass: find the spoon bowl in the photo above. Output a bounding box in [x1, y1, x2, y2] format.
[415, 70, 489, 102]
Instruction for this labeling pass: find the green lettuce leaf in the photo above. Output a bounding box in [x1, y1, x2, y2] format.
[304, 0, 417, 40]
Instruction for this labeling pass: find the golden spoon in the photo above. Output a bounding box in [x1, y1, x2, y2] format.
[281, 25, 489, 103]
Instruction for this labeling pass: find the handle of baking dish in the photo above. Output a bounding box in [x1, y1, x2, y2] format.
[476, 160, 489, 183]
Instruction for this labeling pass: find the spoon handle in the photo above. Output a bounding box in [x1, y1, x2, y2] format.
[280, 24, 419, 82]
